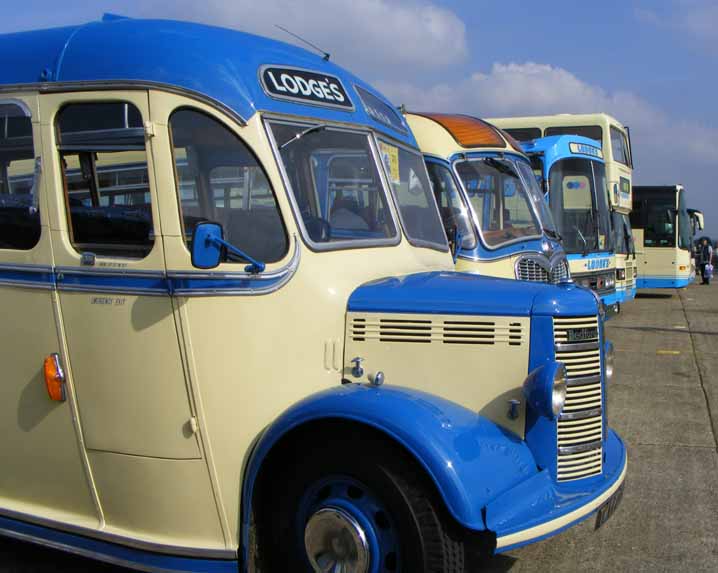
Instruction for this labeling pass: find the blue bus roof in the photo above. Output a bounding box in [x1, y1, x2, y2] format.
[0, 14, 415, 145]
[521, 135, 604, 174]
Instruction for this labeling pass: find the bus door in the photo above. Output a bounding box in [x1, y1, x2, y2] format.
[0, 96, 98, 526]
[40, 92, 203, 534]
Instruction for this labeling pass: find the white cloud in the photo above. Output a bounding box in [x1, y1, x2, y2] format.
[635, 1, 718, 51]
[378, 62, 718, 235]
[118, 0, 467, 74]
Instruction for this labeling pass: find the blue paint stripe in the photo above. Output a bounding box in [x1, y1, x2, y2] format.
[0, 515, 237, 573]
[637, 276, 692, 289]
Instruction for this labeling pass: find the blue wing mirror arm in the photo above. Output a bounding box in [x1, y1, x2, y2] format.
[191, 221, 266, 274]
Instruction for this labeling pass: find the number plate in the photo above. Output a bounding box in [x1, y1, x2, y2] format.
[595, 482, 624, 530]
[567, 327, 598, 343]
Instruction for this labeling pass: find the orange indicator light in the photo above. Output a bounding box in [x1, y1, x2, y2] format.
[44, 353, 66, 402]
[679, 265, 687, 271]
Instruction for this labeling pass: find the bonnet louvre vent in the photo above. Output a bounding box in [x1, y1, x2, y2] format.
[350, 316, 525, 346]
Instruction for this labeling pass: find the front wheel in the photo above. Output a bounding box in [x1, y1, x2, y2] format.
[255, 431, 475, 572]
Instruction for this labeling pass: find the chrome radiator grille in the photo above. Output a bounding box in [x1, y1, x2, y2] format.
[516, 257, 569, 284]
[554, 316, 603, 481]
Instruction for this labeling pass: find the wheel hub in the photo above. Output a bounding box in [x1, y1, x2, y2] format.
[304, 507, 370, 573]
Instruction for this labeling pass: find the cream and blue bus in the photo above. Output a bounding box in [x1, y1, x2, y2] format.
[404, 112, 571, 286]
[490, 114, 637, 307]
[522, 136, 627, 313]
[631, 185, 694, 288]
[0, 15, 626, 572]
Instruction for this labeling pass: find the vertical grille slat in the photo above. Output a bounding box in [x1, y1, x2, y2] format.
[554, 315, 603, 481]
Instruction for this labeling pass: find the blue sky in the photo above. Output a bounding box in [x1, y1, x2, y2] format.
[4, 0, 717, 238]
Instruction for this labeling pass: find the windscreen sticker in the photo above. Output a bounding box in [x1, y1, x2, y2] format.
[562, 176, 591, 209]
[260, 66, 354, 110]
[379, 142, 400, 184]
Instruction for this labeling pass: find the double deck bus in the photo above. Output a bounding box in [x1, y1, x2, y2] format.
[490, 113, 637, 303]
[522, 135, 622, 314]
[630, 185, 693, 288]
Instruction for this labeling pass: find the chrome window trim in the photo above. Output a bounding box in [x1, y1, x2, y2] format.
[451, 154, 544, 252]
[263, 115, 403, 253]
[374, 135, 449, 253]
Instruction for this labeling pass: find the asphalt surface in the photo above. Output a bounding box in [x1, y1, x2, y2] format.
[2, 282, 718, 572]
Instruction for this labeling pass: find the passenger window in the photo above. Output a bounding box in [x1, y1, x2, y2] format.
[170, 109, 288, 263]
[0, 102, 41, 250]
[56, 102, 154, 258]
[610, 127, 630, 166]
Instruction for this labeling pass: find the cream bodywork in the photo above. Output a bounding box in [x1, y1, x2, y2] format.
[633, 229, 693, 284]
[3, 87, 487, 556]
[344, 312, 530, 436]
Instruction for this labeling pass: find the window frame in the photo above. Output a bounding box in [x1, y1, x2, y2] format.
[264, 115, 403, 253]
[374, 135, 449, 253]
[452, 153, 544, 251]
[55, 100, 157, 260]
[0, 98, 42, 253]
[168, 106, 290, 264]
[609, 125, 631, 167]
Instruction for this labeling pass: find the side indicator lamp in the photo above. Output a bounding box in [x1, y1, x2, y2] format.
[44, 353, 67, 402]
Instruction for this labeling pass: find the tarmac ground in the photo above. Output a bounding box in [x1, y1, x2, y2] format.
[1, 282, 717, 571]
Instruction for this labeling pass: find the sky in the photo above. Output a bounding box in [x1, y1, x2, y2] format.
[3, 0, 718, 238]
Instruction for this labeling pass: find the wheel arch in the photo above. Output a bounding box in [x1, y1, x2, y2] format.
[239, 384, 539, 564]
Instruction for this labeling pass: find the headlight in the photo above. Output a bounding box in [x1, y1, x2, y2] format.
[604, 273, 615, 289]
[616, 268, 626, 281]
[523, 362, 567, 419]
[605, 340, 615, 383]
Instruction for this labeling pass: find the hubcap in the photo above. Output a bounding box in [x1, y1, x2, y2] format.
[304, 507, 370, 573]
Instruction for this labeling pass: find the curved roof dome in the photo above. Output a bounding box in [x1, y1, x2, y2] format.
[0, 14, 413, 143]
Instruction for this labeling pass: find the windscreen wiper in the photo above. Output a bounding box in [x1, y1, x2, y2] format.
[544, 227, 562, 241]
[280, 124, 328, 150]
[484, 157, 517, 177]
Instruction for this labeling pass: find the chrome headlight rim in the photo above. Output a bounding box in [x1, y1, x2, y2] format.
[551, 363, 567, 417]
[523, 361, 567, 420]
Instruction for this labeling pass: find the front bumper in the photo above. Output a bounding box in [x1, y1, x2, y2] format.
[486, 429, 627, 553]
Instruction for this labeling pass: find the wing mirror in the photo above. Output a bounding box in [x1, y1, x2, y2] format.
[191, 222, 224, 270]
[191, 221, 265, 273]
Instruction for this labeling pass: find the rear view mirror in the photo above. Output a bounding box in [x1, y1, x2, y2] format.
[191, 222, 224, 269]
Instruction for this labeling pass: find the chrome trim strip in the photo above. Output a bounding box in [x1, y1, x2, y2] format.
[559, 408, 602, 421]
[0, 263, 53, 273]
[56, 284, 167, 296]
[55, 267, 166, 278]
[0, 279, 54, 290]
[565, 374, 601, 387]
[0, 508, 236, 559]
[558, 440, 603, 455]
[555, 341, 600, 352]
[0, 80, 247, 127]
[170, 236, 301, 297]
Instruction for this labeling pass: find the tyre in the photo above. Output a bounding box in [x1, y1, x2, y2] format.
[255, 428, 475, 572]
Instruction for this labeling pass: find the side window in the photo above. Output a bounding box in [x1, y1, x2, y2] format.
[610, 126, 630, 166]
[56, 102, 154, 258]
[425, 162, 476, 249]
[169, 109, 288, 263]
[0, 102, 41, 250]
